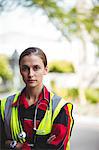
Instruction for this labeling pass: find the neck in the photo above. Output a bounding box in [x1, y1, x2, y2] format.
[25, 84, 43, 103]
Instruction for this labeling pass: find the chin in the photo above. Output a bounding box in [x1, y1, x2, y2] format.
[29, 83, 38, 88]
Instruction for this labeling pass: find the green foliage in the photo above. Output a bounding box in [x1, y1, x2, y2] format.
[51, 80, 99, 104]
[0, 85, 12, 93]
[66, 88, 79, 99]
[0, 54, 13, 81]
[50, 80, 79, 100]
[48, 60, 75, 73]
[0, 0, 98, 46]
[85, 88, 99, 104]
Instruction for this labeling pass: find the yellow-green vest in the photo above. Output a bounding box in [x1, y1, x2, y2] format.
[1, 92, 73, 150]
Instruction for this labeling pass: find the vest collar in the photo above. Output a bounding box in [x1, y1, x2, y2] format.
[12, 86, 50, 107]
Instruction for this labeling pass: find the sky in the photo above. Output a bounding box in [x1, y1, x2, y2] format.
[0, 1, 97, 64]
[0, 6, 74, 62]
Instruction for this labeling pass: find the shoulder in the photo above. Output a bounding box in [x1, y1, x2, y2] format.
[51, 92, 73, 114]
[1, 94, 16, 101]
[51, 92, 73, 109]
[63, 101, 73, 110]
[60, 96, 73, 112]
[0, 93, 20, 107]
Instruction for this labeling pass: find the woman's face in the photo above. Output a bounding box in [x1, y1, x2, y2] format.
[19, 54, 48, 88]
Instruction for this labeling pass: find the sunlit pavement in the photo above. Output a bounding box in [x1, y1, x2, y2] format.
[71, 115, 99, 150]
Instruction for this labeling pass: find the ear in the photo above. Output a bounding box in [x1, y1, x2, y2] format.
[44, 66, 48, 75]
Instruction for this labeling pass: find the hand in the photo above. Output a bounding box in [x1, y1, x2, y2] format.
[16, 142, 23, 149]
[5, 140, 23, 150]
[47, 135, 56, 144]
[5, 140, 11, 147]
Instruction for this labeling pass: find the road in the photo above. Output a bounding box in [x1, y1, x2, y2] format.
[70, 115, 99, 150]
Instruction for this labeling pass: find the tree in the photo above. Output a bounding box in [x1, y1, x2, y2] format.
[0, 0, 98, 45]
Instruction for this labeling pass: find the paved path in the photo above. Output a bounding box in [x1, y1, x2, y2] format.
[71, 115, 99, 150]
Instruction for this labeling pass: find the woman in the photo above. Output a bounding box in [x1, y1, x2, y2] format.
[0, 47, 74, 150]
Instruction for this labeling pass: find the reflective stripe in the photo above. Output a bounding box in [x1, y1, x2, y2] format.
[52, 98, 67, 123]
[52, 94, 61, 114]
[5, 95, 15, 139]
[10, 93, 25, 143]
[66, 103, 74, 150]
[66, 142, 70, 150]
[12, 107, 19, 140]
[67, 103, 73, 136]
[13, 93, 20, 103]
[1, 93, 25, 143]
[36, 94, 52, 135]
[51, 94, 72, 150]
[36, 93, 67, 135]
[1, 98, 7, 121]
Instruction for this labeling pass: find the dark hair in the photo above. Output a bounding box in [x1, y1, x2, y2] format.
[19, 47, 47, 67]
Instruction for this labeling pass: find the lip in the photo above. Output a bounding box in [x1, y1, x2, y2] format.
[28, 80, 36, 83]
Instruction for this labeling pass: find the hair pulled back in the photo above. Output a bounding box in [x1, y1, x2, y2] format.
[19, 47, 47, 67]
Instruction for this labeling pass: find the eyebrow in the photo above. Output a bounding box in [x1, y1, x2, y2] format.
[22, 64, 41, 68]
[22, 64, 29, 67]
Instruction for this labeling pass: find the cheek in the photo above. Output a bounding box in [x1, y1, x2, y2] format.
[37, 73, 44, 80]
[20, 72, 27, 79]
[41, 70, 46, 76]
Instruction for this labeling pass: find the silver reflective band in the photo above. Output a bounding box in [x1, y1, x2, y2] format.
[10, 141, 17, 149]
[18, 131, 26, 139]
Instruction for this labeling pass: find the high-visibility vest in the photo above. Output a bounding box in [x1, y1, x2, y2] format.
[1, 92, 73, 150]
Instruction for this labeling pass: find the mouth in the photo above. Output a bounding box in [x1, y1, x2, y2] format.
[28, 80, 36, 83]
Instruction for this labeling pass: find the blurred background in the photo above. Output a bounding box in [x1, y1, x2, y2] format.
[0, 0, 99, 150]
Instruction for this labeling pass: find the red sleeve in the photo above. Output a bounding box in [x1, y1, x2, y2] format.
[47, 104, 74, 150]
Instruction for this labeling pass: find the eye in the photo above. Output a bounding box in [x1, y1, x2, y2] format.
[33, 65, 41, 71]
[22, 65, 29, 71]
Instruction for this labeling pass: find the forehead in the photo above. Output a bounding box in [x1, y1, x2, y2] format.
[20, 54, 44, 65]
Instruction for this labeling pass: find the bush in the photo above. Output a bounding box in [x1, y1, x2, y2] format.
[85, 88, 99, 104]
[0, 54, 13, 81]
[67, 88, 79, 99]
[48, 60, 75, 73]
[50, 81, 79, 100]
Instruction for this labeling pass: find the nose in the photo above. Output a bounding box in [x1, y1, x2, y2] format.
[28, 68, 35, 77]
